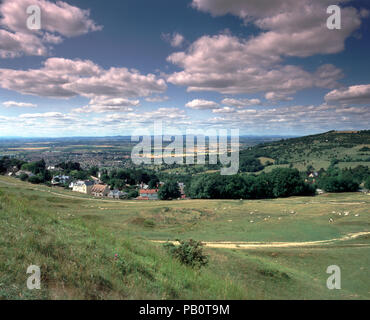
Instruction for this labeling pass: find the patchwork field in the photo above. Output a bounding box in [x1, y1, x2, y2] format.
[0, 176, 369, 300]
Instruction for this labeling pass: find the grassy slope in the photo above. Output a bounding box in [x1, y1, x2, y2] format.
[241, 130, 370, 172]
[0, 176, 369, 300]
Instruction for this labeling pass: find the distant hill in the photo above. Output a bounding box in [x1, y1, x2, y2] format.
[240, 130, 370, 173]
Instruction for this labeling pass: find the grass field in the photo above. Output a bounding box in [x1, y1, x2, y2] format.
[0, 176, 369, 300]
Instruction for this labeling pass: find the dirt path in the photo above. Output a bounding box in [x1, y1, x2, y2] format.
[151, 231, 370, 249]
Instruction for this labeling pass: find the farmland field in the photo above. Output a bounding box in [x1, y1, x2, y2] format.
[0, 176, 369, 300]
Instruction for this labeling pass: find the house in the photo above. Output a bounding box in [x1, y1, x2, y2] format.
[51, 175, 70, 185]
[178, 182, 186, 199]
[15, 170, 34, 178]
[138, 182, 149, 189]
[108, 190, 127, 199]
[308, 172, 319, 178]
[91, 184, 110, 197]
[72, 180, 94, 194]
[137, 189, 158, 200]
[90, 175, 102, 184]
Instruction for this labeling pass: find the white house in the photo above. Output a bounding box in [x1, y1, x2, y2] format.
[108, 190, 127, 199]
[72, 180, 94, 194]
[51, 175, 70, 185]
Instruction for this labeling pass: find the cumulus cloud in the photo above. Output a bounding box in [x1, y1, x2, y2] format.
[191, 0, 347, 20]
[145, 96, 169, 103]
[0, 58, 167, 99]
[185, 99, 219, 110]
[72, 97, 140, 113]
[162, 32, 185, 47]
[212, 107, 236, 114]
[167, 34, 344, 95]
[166, 1, 365, 96]
[0, 0, 102, 58]
[325, 84, 370, 104]
[222, 98, 261, 107]
[199, 103, 370, 134]
[265, 92, 293, 102]
[3, 101, 37, 108]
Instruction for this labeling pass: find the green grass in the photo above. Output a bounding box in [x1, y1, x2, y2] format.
[0, 176, 369, 299]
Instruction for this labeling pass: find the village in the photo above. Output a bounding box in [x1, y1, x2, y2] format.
[67, 176, 187, 201]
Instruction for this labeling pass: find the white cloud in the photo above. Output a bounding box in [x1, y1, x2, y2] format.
[222, 98, 261, 107]
[185, 99, 219, 110]
[72, 97, 140, 113]
[3, 101, 37, 108]
[145, 96, 169, 103]
[0, 0, 102, 58]
[191, 0, 347, 20]
[325, 84, 370, 104]
[167, 1, 365, 96]
[0, 58, 167, 99]
[265, 92, 293, 102]
[198, 103, 370, 133]
[162, 32, 185, 47]
[212, 107, 236, 114]
[167, 34, 343, 95]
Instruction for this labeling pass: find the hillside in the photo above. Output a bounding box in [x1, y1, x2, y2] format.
[240, 130, 370, 173]
[0, 176, 369, 300]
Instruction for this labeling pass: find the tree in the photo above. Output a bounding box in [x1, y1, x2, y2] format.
[365, 177, 370, 190]
[127, 189, 139, 199]
[158, 181, 181, 200]
[28, 175, 43, 184]
[88, 166, 99, 177]
[148, 177, 159, 189]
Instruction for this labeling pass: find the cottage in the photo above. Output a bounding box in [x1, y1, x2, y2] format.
[108, 190, 127, 199]
[91, 184, 110, 197]
[72, 180, 94, 194]
[137, 189, 158, 200]
[51, 175, 70, 185]
[90, 175, 102, 184]
[15, 170, 34, 178]
[178, 182, 186, 199]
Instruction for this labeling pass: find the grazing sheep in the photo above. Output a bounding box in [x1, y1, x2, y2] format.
[329, 218, 334, 223]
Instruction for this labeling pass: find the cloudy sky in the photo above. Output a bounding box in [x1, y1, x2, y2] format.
[0, 0, 369, 137]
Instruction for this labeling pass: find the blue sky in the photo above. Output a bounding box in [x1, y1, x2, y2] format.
[0, 0, 369, 137]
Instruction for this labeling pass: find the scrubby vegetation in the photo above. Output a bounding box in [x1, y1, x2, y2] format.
[0, 176, 369, 300]
[164, 239, 209, 269]
[187, 168, 315, 199]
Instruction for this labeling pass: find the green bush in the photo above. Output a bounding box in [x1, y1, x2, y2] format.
[164, 239, 208, 269]
[28, 175, 43, 184]
[19, 173, 29, 181]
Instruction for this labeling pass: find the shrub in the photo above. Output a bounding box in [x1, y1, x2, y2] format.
[164, 239, 208, 269]
[28, 175, 43, 184]
[19, 173, 29, 181]
[127, 189, 139, 199]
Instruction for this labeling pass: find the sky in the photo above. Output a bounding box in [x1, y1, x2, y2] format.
[0, 0, 369, 137]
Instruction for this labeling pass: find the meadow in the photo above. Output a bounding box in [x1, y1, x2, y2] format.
[0, 175, 369, 300]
